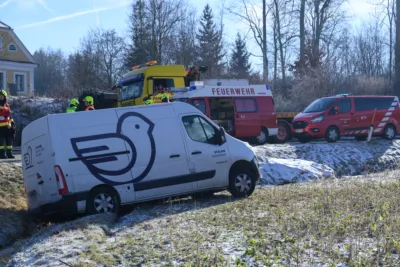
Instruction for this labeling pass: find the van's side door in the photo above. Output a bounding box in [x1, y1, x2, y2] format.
[179, 113, 232, 190]
[329, 98, 354, 134]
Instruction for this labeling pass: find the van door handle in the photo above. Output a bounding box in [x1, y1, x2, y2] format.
[192, 151, 202, 155]
[170, 154, 180, 158]
[38, 180, 44, 185]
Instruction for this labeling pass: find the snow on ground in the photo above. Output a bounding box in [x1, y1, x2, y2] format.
[253, 139, 400, 185]
[8, 96, 66, 127]
[4, 138, 400, 266]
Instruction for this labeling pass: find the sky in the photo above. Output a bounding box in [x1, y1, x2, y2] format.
[0, 0, 378, 68]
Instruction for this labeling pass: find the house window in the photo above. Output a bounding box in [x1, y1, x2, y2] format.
[0, 72, 4, 90]
[15, 74, 25, 92]
[8, 44, 16, 52]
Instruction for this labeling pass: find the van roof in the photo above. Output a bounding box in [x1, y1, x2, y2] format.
[45, 101, 195, 119]
[322, 95, 397, 99]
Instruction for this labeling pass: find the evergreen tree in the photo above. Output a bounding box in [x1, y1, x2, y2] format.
[124, 0, 151, 70]
[196, 4, 225, 78]
[230, 33, 252, 78]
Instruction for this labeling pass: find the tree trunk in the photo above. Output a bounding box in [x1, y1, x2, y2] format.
[273, 18, 278, 90]
[394, 0, 400, 96]
[274, 0, 286, 96]
[262, 0, 268, 83]
[299, 0, 306, 70]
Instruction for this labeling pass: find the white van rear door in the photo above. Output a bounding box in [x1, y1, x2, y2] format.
[22, 133, 59, 210]
[179, 113, 232, 190]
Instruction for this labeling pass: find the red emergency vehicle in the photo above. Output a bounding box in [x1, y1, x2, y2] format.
[170, 80, 278, 145]
[292, 94, 400, 143]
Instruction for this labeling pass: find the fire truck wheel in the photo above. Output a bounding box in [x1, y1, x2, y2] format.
[325, 126, 340, 143]
[382, 124, 396, 140]
[253, 128, 269, 145]
[274, 121, 291, 143]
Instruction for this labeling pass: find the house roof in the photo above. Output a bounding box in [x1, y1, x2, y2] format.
[0, 21, 38, 66]
[0, 21, 11, 29]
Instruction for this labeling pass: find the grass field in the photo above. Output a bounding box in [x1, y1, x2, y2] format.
[0, 163, 34, 266]
[8, 170, 400, 266]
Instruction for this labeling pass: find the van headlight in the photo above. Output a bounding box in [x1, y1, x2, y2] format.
[311, 115, 324, 123]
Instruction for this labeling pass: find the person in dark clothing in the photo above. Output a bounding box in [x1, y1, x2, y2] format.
[0, 90, 14, 159]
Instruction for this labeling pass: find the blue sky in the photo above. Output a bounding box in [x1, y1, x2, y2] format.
[0, 0, 375, 68]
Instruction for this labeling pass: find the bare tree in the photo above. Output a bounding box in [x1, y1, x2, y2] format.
[375, 0, 396, 79]
[33, 47, 67, 96]
[171, 6, 197, 68]
[227, 0, 269, 82]
[270, 0, 297, 95]
[87, 28, 125, 88]
[352, 21, 386, 77]
[306, 0, 347, 68]
[147, 0, 187, 63]
[394, 0, 400, 95]
[299, 0, 306, 69]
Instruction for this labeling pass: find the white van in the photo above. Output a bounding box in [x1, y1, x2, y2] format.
[22, 102, 260, 216]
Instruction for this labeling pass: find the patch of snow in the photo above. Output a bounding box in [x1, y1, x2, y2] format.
[252, 139, 400, 185]
[259, 158, 334, 185]
[8, 96, 66, 129]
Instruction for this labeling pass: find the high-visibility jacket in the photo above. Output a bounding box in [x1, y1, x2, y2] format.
[66, 106, 77, 113]
[161, 93, 169, 103]
[85, 105, 95, 111]
[3, 102, 13, 125]
[145, 99, 153, 105]
[0, 105, 11, 128]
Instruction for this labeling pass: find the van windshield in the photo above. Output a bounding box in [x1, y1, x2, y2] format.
[303, 98, 337, 113]
[119, 77, 144, 101]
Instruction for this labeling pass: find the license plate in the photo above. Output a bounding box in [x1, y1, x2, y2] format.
[295, 129, 304, 133]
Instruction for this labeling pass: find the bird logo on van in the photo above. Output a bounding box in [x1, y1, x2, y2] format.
[70, 112, 156, 186]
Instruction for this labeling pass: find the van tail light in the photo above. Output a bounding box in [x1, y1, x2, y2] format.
[24, 183, 26, 194]
[54, 165, 69, 195]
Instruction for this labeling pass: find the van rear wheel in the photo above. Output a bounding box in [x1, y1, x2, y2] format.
[87, 187, 120, 215]
[383, 124, 396, 140]
[228, 168, 256, 198]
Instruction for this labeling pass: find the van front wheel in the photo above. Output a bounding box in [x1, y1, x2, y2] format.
[229, 169, 256, 198]
[325, 126, 340, 143]
[87, 187, 120, 215]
